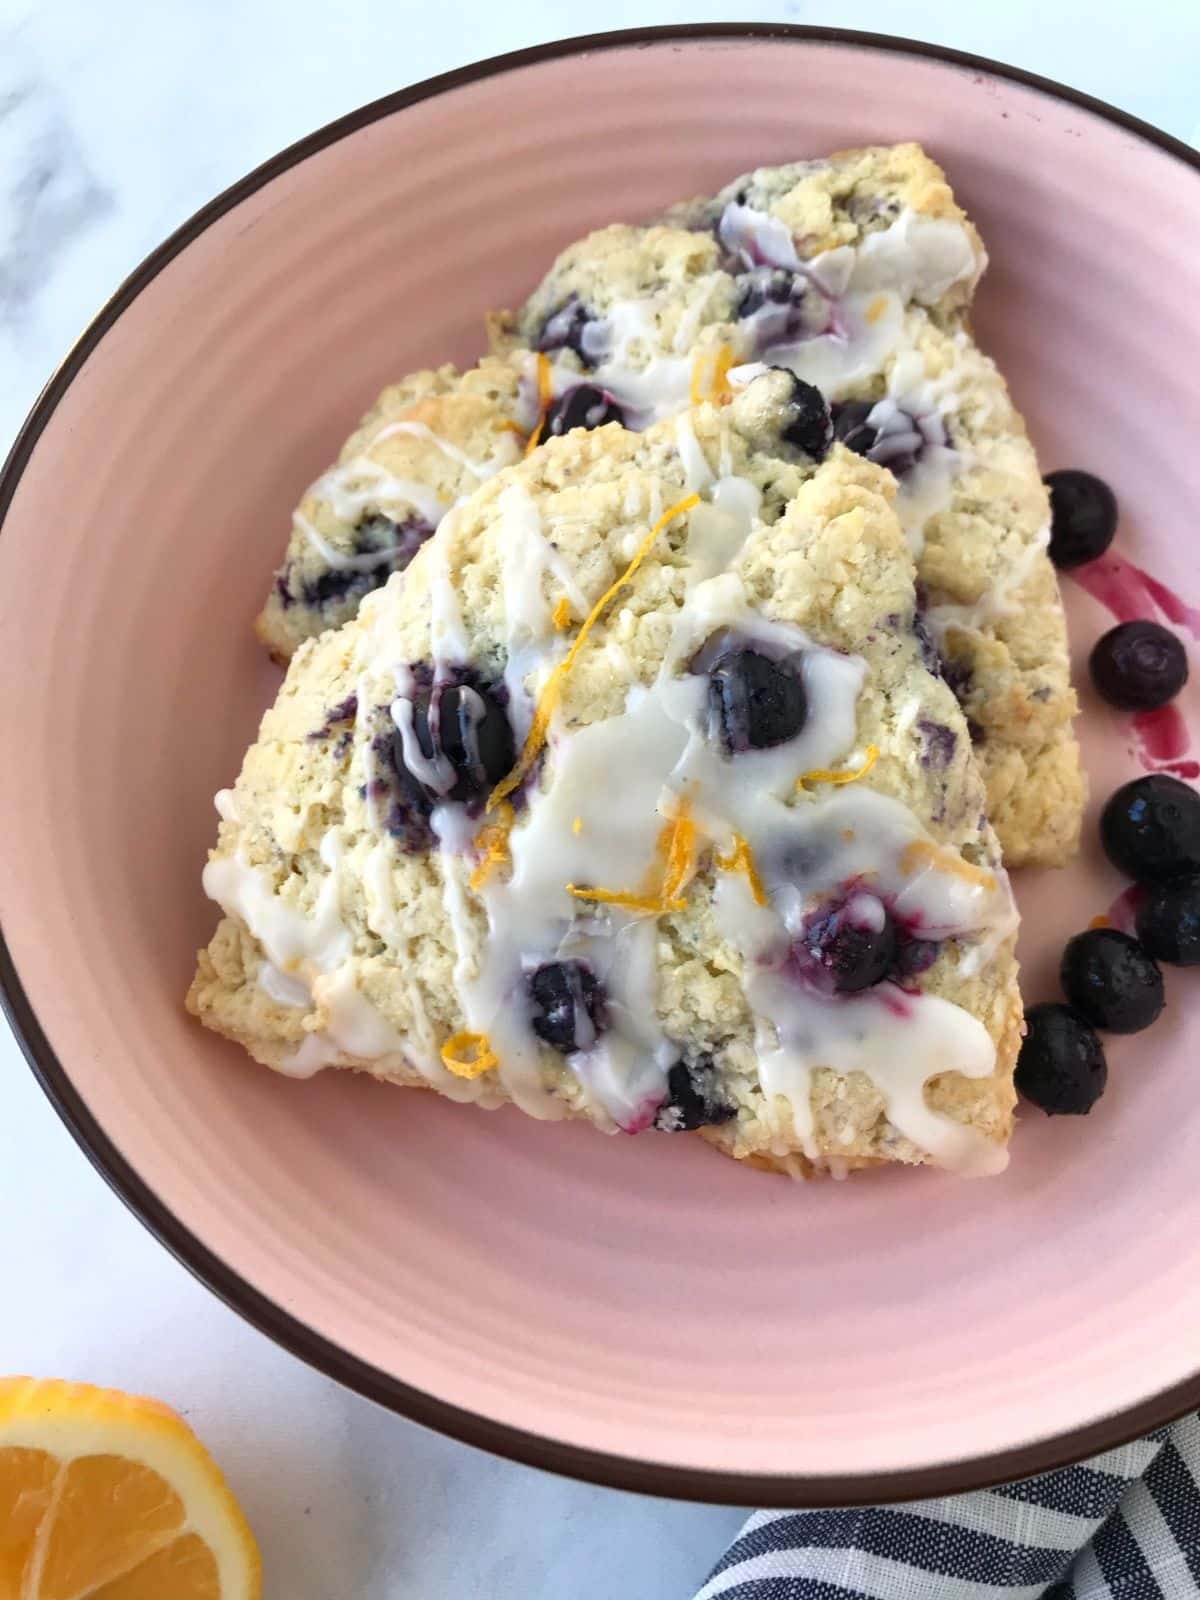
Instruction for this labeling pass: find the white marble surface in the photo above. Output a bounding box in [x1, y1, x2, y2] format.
[1, 4, 1196, 1596]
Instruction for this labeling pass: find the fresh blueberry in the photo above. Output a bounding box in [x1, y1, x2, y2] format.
[393, 673, 515, 807]
[1136, 875, 1200, 966]
[798, 893, 897, 994]
[1059, 928, 1164, 1034]
[528, 961, 608, 1054]
[707, 646, 808, 753]
[1045, 469, 1118, 569]
[654, 1058, 736, 1132]
[1100, 775, 1200, 882]
[535, 295, 595, 364]
[1015, 1002, 1107, 1114]
[774, 371, 833, 461]
[544, 384, 625, 436]
[1089, 620, 1188, 711]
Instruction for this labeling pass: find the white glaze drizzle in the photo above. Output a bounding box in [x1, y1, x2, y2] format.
[258, 963, 311, 1008]
[496, 483, 582, 740]
[203, 833, 352, 980]
[415, 439, 1013, 1165]
[367, 418, 518, 480]
[424, 522, 471, 667]
[204, 828, 478, 1095]
[212, 340, 1014, 1162]
[305, 458, 449, 530]
[924, 523, 1053, 640]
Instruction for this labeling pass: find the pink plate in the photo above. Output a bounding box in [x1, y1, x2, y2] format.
[2, 27, 1200, 1504]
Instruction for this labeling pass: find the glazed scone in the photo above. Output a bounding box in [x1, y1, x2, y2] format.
[491, 143, 1083, 866]
[257, 356, 531, 662]
[192, 372, 1022, 1177]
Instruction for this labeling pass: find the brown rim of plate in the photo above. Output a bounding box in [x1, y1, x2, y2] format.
[1, 24, 1197, 1508]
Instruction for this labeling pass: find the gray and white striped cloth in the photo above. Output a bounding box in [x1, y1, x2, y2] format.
[694, 1417, 1200, 1599]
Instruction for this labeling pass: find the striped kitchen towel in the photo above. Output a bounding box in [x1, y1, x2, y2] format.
[694, 1415, 1200, 1598]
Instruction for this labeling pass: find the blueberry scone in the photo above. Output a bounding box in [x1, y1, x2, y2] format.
[492, 143, 1084, 866]
[192, 373, 1022, 1177]
[257, 356, 532, 662]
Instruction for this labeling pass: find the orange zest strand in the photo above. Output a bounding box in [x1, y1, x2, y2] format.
[716, 834, 767, 906]
[658, 802, 698, 904]
[797, 744, 879, 790]
[567, 885, 685, 914]
[552, 595, 572, 631]
[900, 839, 997, 892]
[689, 343, 735, 406]
[567, 800, 698, 918]
[468, 802, 514, 891]
[524, 352, 554, 456]
[440, 1031, 499, 1079]
[488, 493, 701, 809]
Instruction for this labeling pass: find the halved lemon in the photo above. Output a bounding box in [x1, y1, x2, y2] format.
[0, 1377, 261, 1599]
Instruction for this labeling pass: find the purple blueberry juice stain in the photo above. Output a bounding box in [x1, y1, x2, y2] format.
[893, 938, 940, 981]
[939, 654, 974, 708]
[366, 706, 434, 852]
[307, 693, 358, 742]
[279, 513, 434, 614]
[917, 719, 957, 771]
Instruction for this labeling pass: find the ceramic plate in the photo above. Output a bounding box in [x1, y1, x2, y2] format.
[2, 27, 1199, 1504]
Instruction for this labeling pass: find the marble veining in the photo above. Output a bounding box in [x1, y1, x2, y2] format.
[0, 77, 112, 329]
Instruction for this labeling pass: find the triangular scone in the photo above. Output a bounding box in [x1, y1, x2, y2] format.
[491, 143, 1083, 865]
[256, 356, 531, 662]
[194, 371, 1021, 1177]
